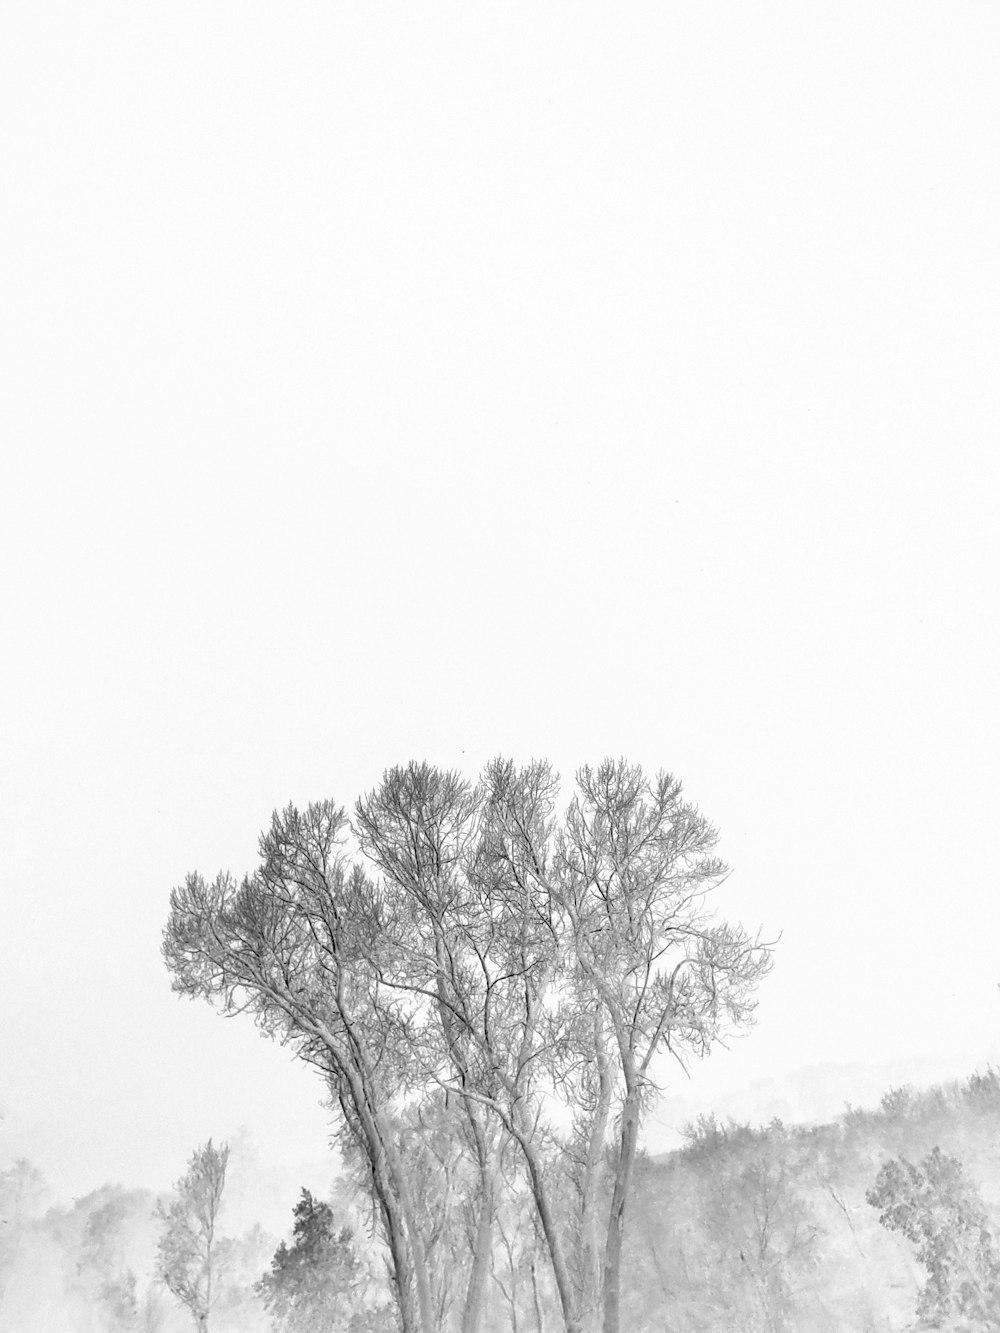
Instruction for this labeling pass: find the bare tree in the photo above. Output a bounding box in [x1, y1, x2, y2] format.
[555, 761, 773, 1333]
[163, 803, 437, 1333]
[155, 1139, 230, 1333]
[354, 764, 503, 1333]
[354, 758, 772, 1333]
[162, 758, 773, 1333]
[357, 759, 588, 1332]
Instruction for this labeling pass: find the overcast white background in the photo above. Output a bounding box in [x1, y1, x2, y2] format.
[2, 4, 998, 1211]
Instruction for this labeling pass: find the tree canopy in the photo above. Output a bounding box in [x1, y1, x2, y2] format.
[163, 757, 772, 1333]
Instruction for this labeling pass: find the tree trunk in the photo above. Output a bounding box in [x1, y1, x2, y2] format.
[334, 1061, 436, 1333]
[461, 1153, 496, 1333]
[383, 1134, 436, 1333]
[372, 1179, 422, 1333]
[515, 1110, 583, 1333]
[434, 935, 497, 1333]
[602, 1083, 640, 1333]
[580, 1019, 612, 1333]
[369, 1112, 436, 1333]
[531, 1259, 546, 1333]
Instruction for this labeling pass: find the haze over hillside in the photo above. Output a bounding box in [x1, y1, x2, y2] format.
[648, 1044, 1000, 1154]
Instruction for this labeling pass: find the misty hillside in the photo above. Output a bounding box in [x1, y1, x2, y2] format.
[4, 1068, 1000, 1332]
[629, 1067, 1000, 1332]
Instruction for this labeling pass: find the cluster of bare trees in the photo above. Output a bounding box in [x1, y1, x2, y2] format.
[163, 758, 772, 1333]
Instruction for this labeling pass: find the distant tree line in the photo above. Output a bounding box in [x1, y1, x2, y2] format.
[5, 1067, 1000, 1331]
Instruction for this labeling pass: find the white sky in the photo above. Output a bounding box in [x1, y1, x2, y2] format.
[2, 3, 999, 1207]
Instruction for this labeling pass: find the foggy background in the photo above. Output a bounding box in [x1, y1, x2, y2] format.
[2, 0, 997, 1236]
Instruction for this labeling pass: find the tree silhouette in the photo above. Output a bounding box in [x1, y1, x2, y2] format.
[257, 1189, 389, 1333]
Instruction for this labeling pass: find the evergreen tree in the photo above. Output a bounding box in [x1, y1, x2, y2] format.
[257, 1189, 390, 1333]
